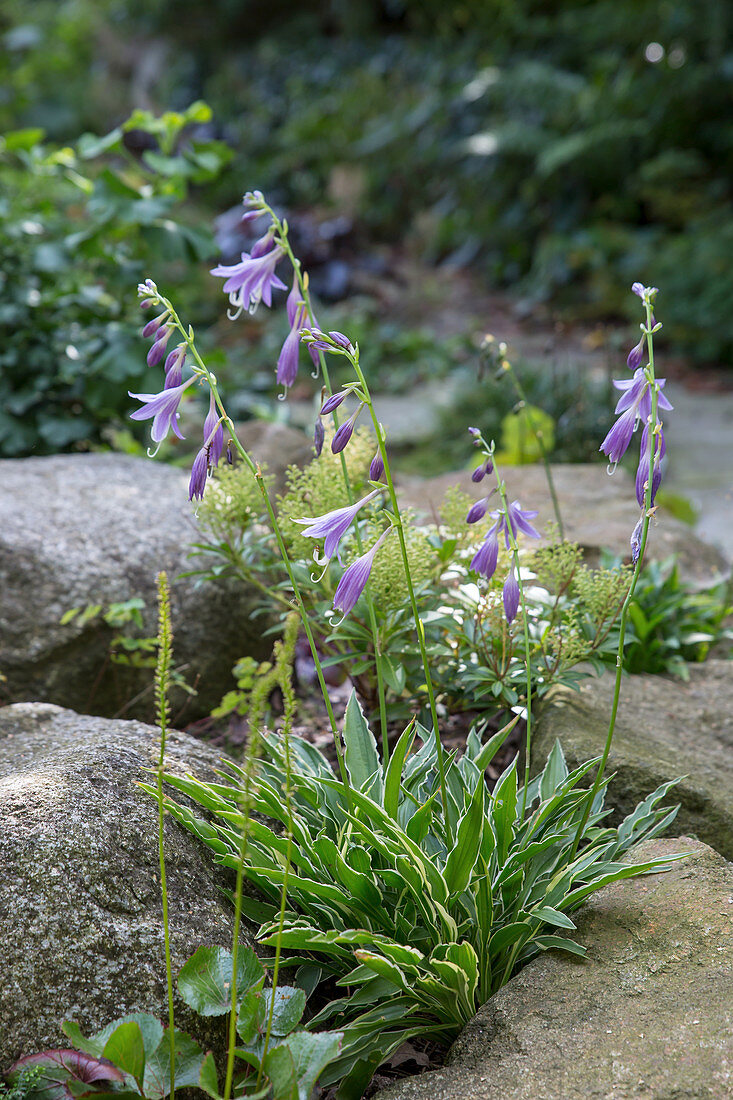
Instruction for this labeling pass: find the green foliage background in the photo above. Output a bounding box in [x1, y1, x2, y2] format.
[3, 0, 732, 381]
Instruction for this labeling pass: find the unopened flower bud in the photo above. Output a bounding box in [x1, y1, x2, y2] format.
[328, 331, 352, 350]
[466, 498, 490, 524]
[630, 516, 643, 564]
[321, 391, 348, 415]
[332, 416, 356, 454]
[369, 450, 385, 482]
[626, 335, 646, 370]
[471, 464, 486, 483]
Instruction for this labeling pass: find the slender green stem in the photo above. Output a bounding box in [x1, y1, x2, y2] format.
[349, 355, 452, 839]
[271, 212, 389, 761]
[165, 302, 351, 789]
[502, 359, 564, 539]
[154, 573, 176, 1100]
[570, 299, 660, 856]
[490, 458, 535, 818]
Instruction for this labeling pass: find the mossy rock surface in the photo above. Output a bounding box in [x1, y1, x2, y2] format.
[375, 838, 733, 1100]
[532, 660, 733, 859]
[0, 453, 268, 721]
[0, 703, 251, 1068]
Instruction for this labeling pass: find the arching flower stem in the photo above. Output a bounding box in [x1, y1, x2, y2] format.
[469, 431, 536, 819]
[571, 291, 663, 856]
[257, 199, 390, 761]
[348, 351, 453, 842]
[147, 289, 351, 790]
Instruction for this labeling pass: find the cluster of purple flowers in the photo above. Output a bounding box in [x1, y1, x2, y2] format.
[295, 488, 391, 618]
[130, 281, 227, 501]
[600, 282, 671, 560]
[467, 495, 541, 623]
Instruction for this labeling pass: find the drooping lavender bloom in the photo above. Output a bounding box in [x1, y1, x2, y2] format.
[164, 345, 187, 389]
[626, 334, 646, 371]
[188, 401, 226, 501]
[332, 407, 362, 454]
[600, 368, 672, 464]
[469, 500, 540, 622]
[314, 418, 325, 457]
[635, 422, 665, 508]
[277, 304, 306, 389]
[129, 376, 196, 443]
[470, 522, 500, 579]
[503, 567, 520, 624]
[286, 275, 303, 327]
[210, 235, 287, 316]
[147, 326, 173, 366]
[203, 392, 225, 468]
[321, 391, 348, 415]
[369, 450, 385, 482]
[332, 528, 393, 620]
[504, 500, 541, 543]
[294, 488, 381, 564]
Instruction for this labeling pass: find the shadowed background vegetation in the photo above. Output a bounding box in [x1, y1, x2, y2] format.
[2, 0, 731, 456]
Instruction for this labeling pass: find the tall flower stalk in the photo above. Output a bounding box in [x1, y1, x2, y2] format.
[134, 281, 351, 790]
[231, 196, 391, 760]
[154, 572, 176, 1100]
[302, 332, 453, 838]
[482, 335, 565, 538]
[464, 430, 540, 814]
[571, 284, 667, 855]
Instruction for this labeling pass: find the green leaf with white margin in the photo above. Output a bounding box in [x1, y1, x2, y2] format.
[383, 719, 416, 818]
[263, 1030, 343, 1100]
[178, 945, 265, 1016]
[530, 906, 577, 930]
[533, 935, 587, 957]
[539, 740, 569, 801]
[444, 776, 485, 897]
[473, 714, 521, 772]
[343, 690, 382, 800]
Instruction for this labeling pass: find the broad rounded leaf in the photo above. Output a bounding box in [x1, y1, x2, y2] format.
[178, 945, 265, 1016]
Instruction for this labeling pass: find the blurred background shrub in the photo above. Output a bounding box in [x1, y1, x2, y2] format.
[2, 0, 731, 459]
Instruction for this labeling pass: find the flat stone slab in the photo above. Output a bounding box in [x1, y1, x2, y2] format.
[374, 838, 733, 1100]
[0, 703, 245, 1067]
[0, 453, 268, 721]
[399, 463, 729, 585]
[532, 660, 733, 859]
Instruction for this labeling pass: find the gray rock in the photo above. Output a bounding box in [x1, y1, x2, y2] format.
[374, 837, 733, 1100]
[398, 463, 729, 585]
[0, 453, 268, 721]
[0, 702, 246, 1068]
[531, 660, 733, 859]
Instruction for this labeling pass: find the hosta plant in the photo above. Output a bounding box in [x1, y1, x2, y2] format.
[158, 694, 680, 1097]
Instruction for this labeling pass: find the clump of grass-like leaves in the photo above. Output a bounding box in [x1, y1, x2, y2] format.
[161, 695, 680, 1097]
